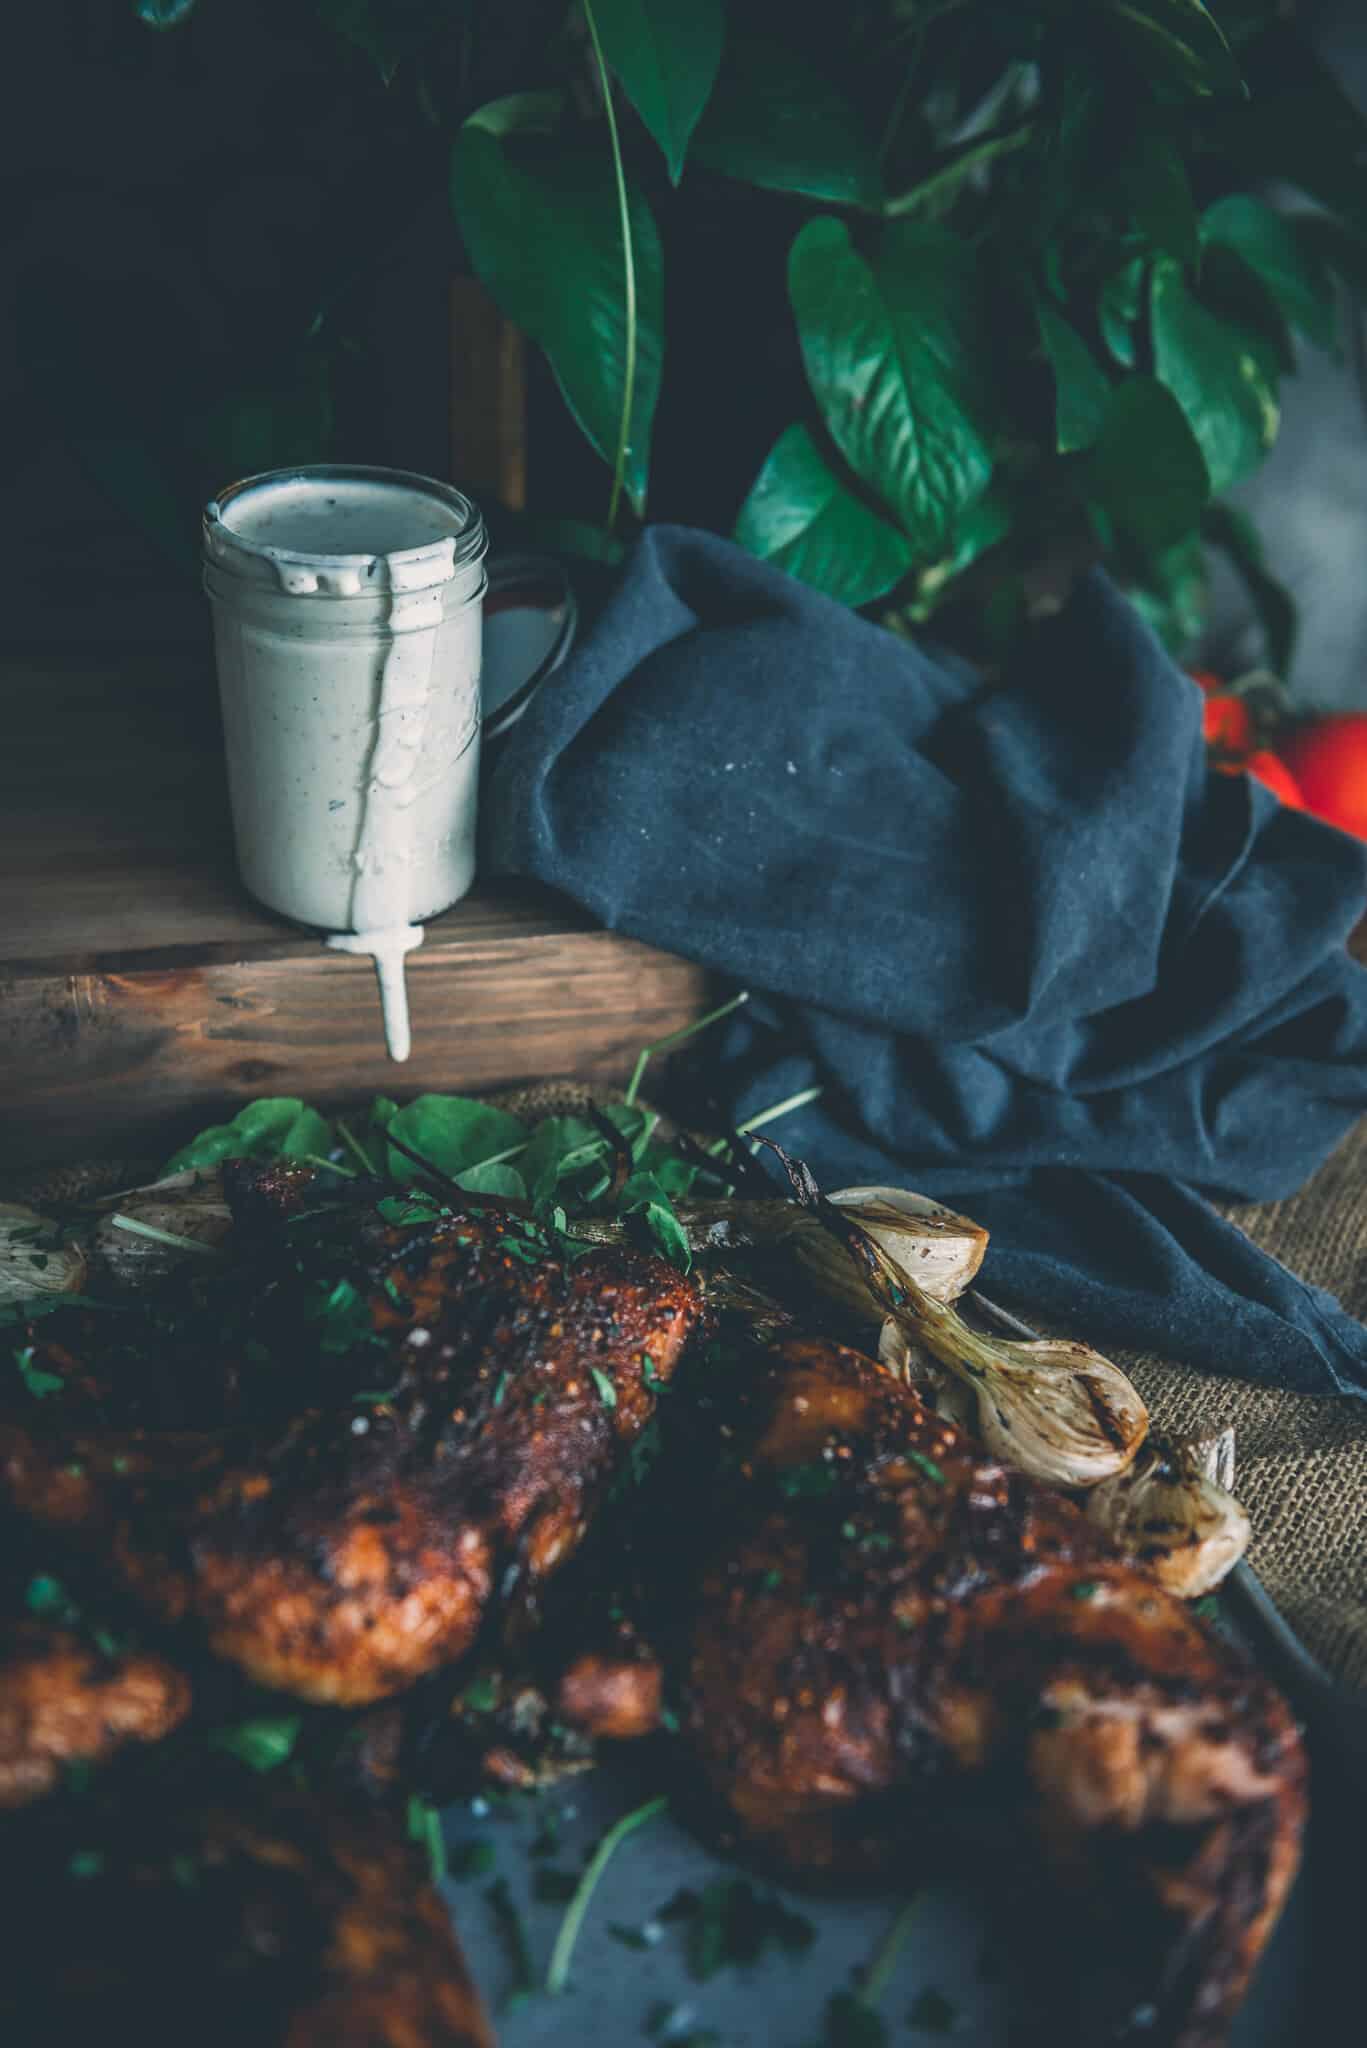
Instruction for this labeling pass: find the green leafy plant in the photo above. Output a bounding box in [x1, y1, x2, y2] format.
[142, 1, 1367, 669]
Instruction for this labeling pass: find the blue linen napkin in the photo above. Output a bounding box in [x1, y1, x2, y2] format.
[484, 526, 1367, 1397]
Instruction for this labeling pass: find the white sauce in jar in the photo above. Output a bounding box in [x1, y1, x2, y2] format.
[202, 467, 487, 1060]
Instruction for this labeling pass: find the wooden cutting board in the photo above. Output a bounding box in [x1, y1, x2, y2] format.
[0, 641, 707, 1168]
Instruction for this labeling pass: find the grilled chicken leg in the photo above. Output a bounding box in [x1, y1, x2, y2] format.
[675, 1336, 1305, 2047]
[1, 1168, 699, 1705]
[2, 1768, 493, 2047]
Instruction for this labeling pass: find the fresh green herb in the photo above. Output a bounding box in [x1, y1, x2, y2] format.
[458, 1672, 500, 1715]
[678, 1877, 816, 1983]
[908, 1985, 958, 2034]
[451, 1838, 497, 1881]
[407, 1794, 447, 1883]
[61, 1460, 85, 1478]
[492, 1370, 510, 1409]
[1070, 1581, 1101, 1602]
[499, 1238, 542, 1267]
[111, 1456, 130, 1475]
[486, 1875, 538, 2011]
[1193, 1594, 1221, 1622]
[68, 1849, 104, 1880]
[351, 1386, 401, 1406]
[209, 1714, 301, 1773]
[25, 1573, 78, 1622]
[162, 1098, 334, 1174]
[778, 1462, 837, 1501]
[377, 1193, 446, 1227]
[590, 1366, 618, 1410]
[760, 1568, 784, 1593]
[624, 991, 749, 1108]
[619, 1169, 692, 1274]
[545, 1794, 669, 1994]
[640, 1351, 669, 1394]
[907, 1451, 945, 1487]
[381, 1276, 406, 1310]
[14, 1346, 63, 1399]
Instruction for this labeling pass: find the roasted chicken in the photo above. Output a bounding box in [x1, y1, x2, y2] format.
[1, 1765, 492, 2047]
[0, 1617, 191, 1807]
[672, 1334, 1306, 2048]
[1, 1165, 699, 1704]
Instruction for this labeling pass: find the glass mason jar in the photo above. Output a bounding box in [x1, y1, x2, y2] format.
[202, 464, 488, 934]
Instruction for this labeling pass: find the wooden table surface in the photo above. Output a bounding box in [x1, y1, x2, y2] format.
[0, 643, 708, 1166]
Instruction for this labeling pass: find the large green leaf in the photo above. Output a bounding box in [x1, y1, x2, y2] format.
[452, 97, 663, 515]
[1083, 376, 1210, 553]
[735, 425, 913, 606]
[1036, 297, 1110, 454]
[691, 36, 881, 208]
[590, 0, 724, 184]
[787, 217, 993, 557]
[1124, 130, 1199, 271]
[1151, 258, 1279, 492]
[1104, 2, 1242, 99]
[1201, 195, 1335, 350]
[1098, 257, 1145, 367]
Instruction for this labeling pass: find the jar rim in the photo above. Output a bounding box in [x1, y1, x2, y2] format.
[203, 464, 487, 594]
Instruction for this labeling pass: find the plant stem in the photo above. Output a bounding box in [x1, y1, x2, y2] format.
[106, 1213, 225, 1257]
[884, 120, 1033, 217]
[582, 0, 637, 531]
[862, 1893, 923, 2006]
[735, 1084, 824, 1137]
[624, 989, 750, 1108]
[335, 1117, 377, 1176]
[545, 1793, 668, 1993]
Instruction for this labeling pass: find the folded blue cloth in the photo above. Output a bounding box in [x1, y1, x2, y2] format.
[485, 527, 1367, 1396]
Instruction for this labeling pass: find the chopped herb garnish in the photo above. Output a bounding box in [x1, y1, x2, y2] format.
[209, 1714, 301, 1773]
[640, 1351, 669, 1394]
[1193, 1595, 1220, 1622]
[382, 1276, 406, 1309]
[777, 1462, 837, 1501]
[407, 1794, 447, 1883]
[25, 1573, 77, 1622]
[351, 1386, 401, 1406]
[679, 1876, 816, 1982]
[1070, 1581, 1101, 1602]
[14, 1347, 63, 1400]
[499, 1237, 542, 1266]
[545, 1794, 669, 1994]
[451, 1838, 496, 1881]
[68, 1849, 104, 1880]
[459, 1672, 499, 1715]
[760, 1568, 784, 1593]
[590, 1366, 618, 1410]
[486, 1875, 537, 2011]
[492, 1370, 510, 1408]
[907, 1450, 946, 1487]
[908, 1985, 958, 2033]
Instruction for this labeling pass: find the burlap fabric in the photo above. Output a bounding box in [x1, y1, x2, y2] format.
[10, 1081, 1366, 1689]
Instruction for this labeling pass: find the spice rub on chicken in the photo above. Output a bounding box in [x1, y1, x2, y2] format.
[0, 1618, 192, 1808]
[677, 1336, 1306, 2048]
[1, 1166, 700, 1706]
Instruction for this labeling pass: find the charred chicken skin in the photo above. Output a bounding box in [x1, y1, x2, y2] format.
[0, 1619, 192, 1807]
[2, 1768, 492, 2048]
[1, 1167, 699, 1705]
[676, 1335, 1306, 2048]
